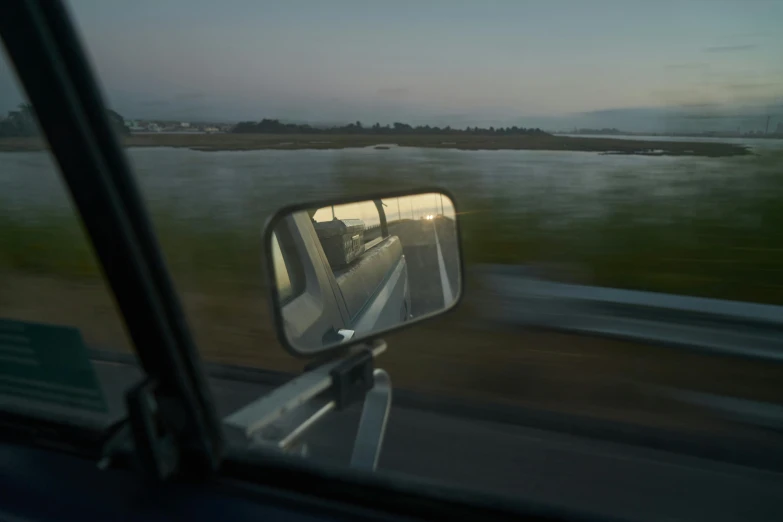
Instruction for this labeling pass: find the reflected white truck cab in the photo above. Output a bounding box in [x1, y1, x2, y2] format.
[272, 211, 411, 352]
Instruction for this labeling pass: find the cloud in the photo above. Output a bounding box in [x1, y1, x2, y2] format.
[376, 87, 410, 98]
[664, 62, 708, 70]
[727, 81, 778, 89]
[141, 99, 168, 107]
[703, 44, 758, 53]
[726, 31, 773, 40]
[175, 92, 206, 100]
[683, 113, 748, 121]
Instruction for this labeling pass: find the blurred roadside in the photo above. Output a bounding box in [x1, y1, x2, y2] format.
[2, 141, 783, 462]
[3, 268, 782, 451]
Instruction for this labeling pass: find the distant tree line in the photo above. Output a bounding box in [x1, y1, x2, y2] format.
[232, 118, 549, 136]
[572, 127, 623, 135]
[0, 103, 37, 137]
[0, 103, 130, 137]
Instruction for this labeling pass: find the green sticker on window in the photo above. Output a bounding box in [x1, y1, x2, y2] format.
[0, 319, 107, 412]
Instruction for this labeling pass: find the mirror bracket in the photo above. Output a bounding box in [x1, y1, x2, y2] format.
[330, 347, 374, 410]
[351, 368, 391, 471]
[223, 340, 389, 469]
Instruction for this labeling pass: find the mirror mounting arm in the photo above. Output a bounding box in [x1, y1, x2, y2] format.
[223, 340, 390, 469]
[351, 368, 391, 470]
[330, 347, 374, 410]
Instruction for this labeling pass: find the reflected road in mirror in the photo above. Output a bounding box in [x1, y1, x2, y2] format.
[379, 213, 459, 318]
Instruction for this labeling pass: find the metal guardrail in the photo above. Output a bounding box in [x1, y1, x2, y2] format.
[479, 265, 783, 362]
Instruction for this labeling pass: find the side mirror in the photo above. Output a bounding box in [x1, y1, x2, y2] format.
[264, 190, 462, 356]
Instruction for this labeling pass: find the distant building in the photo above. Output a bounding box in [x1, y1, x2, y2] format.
[125, 120, 146, 133]
[180, 122, 190, 128]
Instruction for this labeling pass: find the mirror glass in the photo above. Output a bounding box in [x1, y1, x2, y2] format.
[267, 192, 461, 354]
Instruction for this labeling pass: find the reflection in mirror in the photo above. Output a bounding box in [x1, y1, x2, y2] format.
[268, 192, 461, 354]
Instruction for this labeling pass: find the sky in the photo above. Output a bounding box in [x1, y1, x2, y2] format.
[1, 0, 782, 130]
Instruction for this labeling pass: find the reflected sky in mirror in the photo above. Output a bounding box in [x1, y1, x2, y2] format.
[312, 193, 456, 227]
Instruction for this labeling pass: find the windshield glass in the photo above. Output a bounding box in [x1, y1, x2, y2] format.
[0, 48, 133, 426]
[4, 1, 783, 517]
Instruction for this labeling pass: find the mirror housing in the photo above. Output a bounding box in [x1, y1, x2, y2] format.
[263, 189, 463, 357]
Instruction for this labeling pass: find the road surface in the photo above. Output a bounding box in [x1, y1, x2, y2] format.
[384, 217, 460, 318]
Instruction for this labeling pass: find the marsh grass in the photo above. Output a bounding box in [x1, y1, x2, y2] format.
[1, 133, 750, 156]
[331, 149, 783, 303]
[2, 152, 783, 303]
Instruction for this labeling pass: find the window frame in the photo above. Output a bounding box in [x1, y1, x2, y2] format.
[0, 0, 223, 476]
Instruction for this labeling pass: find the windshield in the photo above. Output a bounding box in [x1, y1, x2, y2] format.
[0, 51, 134, 425]
[3, 1, 783, 519]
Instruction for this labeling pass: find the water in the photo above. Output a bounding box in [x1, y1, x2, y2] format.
[1, 140, 781, 228]
[561, 134, 783, 150]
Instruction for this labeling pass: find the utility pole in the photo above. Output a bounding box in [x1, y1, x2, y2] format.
[397, 198, 401, 222]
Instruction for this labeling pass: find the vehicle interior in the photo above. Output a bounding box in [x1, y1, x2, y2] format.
[1, 2, 781, 522]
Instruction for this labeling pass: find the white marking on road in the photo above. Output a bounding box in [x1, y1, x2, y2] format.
[432, 223, 454, 305]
